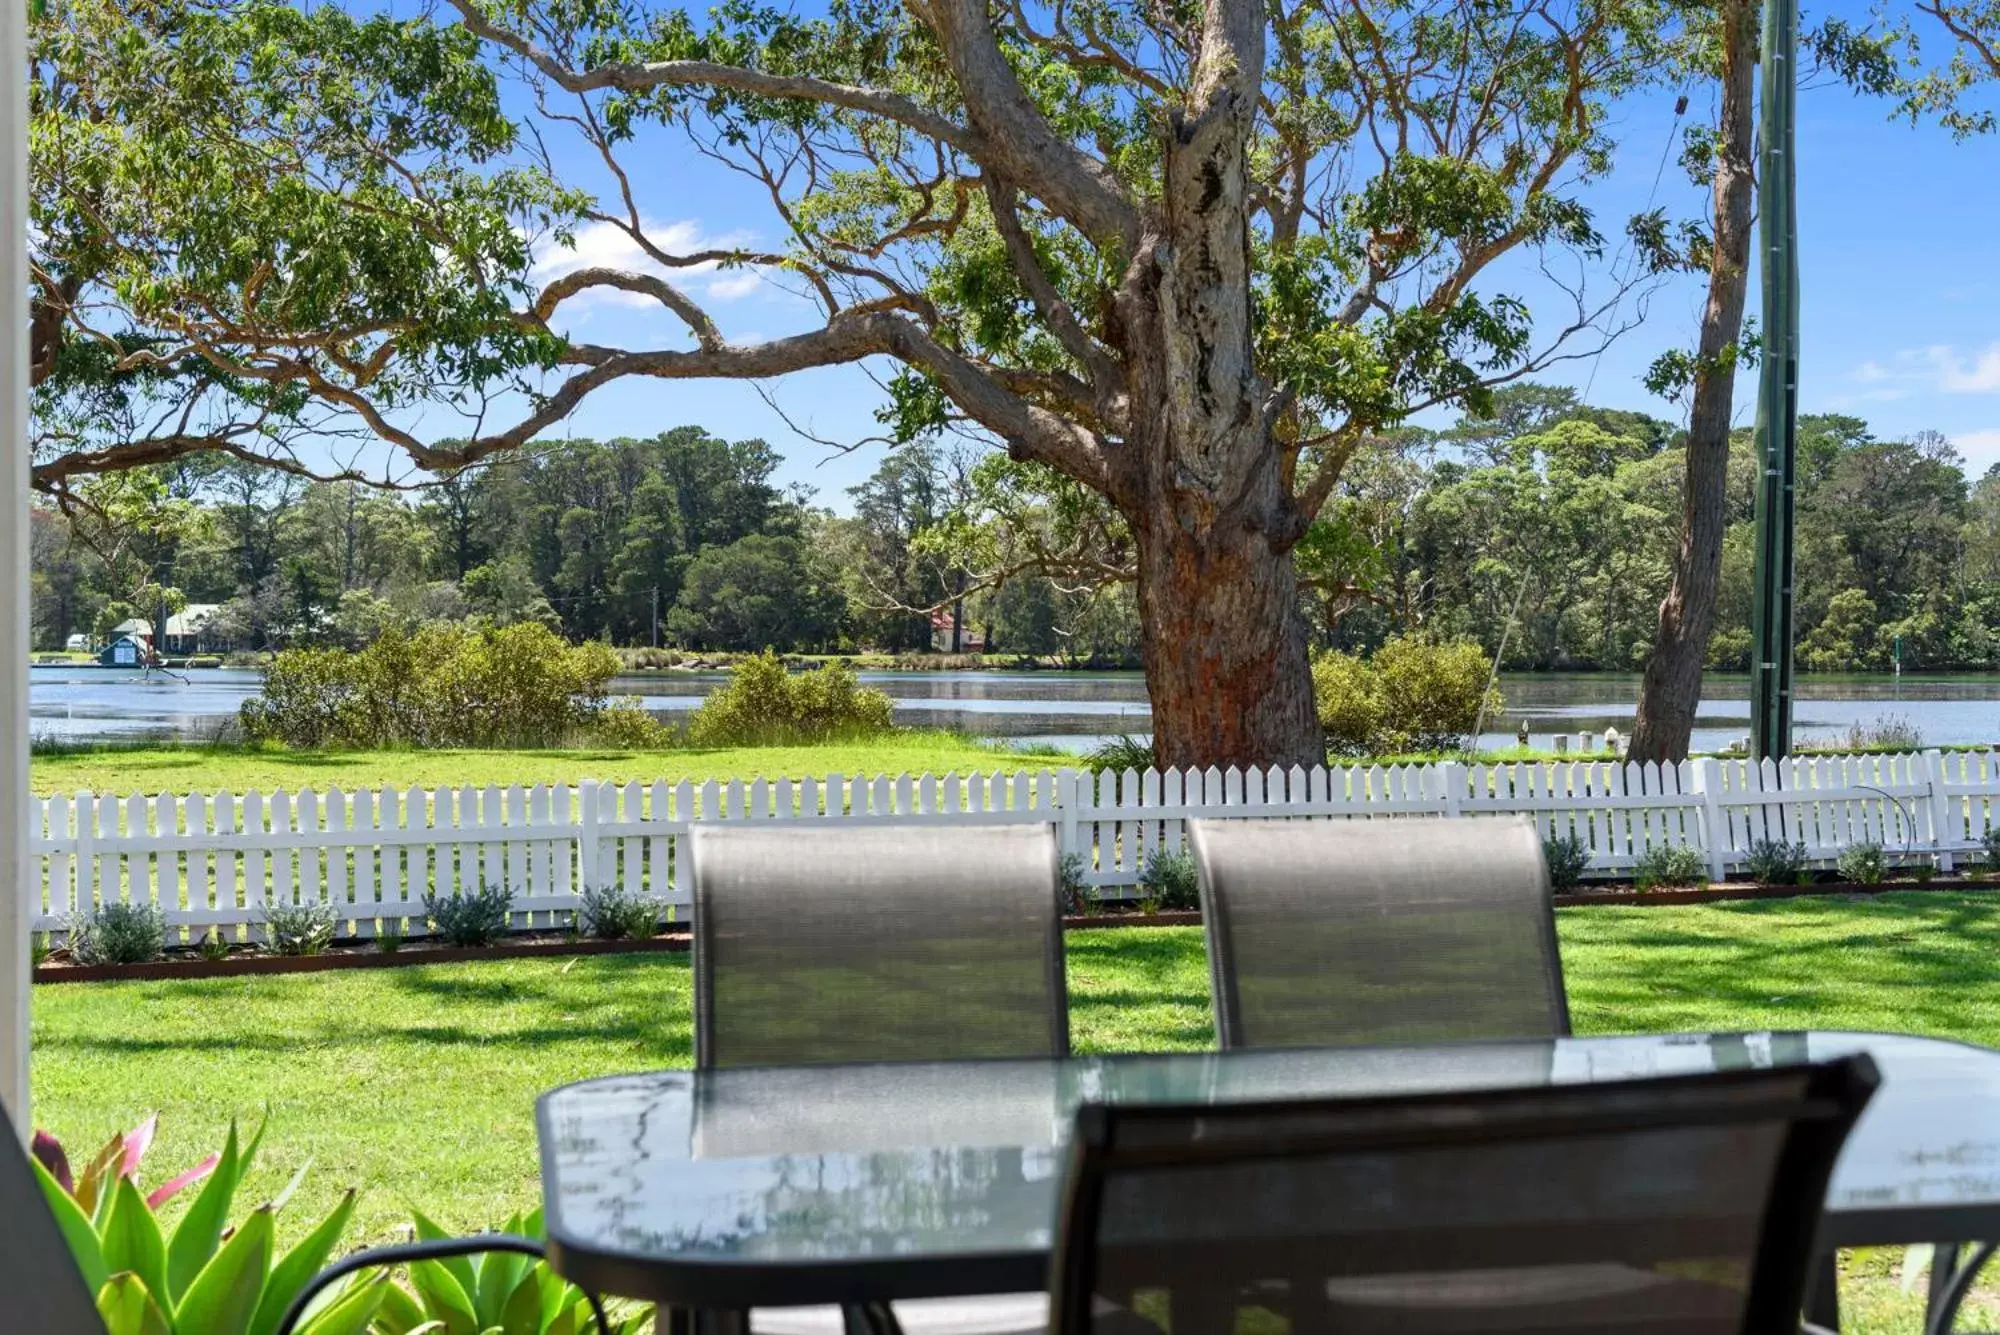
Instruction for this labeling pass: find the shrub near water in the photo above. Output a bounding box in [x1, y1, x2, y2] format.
[1313, 635, 1500, 757]
[241, 623, 619, 748]
[687, 652, 894, 746]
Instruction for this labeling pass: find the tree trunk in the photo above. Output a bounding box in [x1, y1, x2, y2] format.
[1135, 505, 1322, 771]
[1629, 0, 1757, 763]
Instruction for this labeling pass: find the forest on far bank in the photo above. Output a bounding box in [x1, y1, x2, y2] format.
[32, 387, 1998, 674]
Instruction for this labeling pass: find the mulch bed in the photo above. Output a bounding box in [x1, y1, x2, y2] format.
[34, 879, 1998, 983]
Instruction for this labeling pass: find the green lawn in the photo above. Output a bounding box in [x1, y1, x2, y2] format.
[29, 734, 1056, 796]
[32, 894, 2000, 1331]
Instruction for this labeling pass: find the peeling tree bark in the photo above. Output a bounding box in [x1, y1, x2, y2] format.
[1630, 0, 1758, 763]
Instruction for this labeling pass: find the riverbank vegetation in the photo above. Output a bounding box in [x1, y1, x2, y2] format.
[32, 896, 2000, 1329]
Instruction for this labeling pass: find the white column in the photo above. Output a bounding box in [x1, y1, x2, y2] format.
[0, 0, 31, 1128]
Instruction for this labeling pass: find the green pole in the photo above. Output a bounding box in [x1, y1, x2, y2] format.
[1749, 0, 1799, 761]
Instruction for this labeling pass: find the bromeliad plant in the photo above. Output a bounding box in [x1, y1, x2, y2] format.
[381, 1207, 650, 1335]
[30, 1115, 390, 1335]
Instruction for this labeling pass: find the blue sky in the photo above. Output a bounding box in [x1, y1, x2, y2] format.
[445, 14, 2000, 510]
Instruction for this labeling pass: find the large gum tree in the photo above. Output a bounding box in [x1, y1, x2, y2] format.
[435, 0, 1669, 768]
[37, 0, 1667, 768]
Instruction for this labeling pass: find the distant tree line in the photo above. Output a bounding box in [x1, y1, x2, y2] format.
[1314, 387, 1997, 673]
[29, 426, 1141, 663]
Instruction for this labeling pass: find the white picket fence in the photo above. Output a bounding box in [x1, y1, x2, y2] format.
[29, 750, 2000, 941]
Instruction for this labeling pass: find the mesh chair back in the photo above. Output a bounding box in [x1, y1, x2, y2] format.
[1049, 1057, 1878, 1335]
[1190, 815, 1568, 1049]
[1, 1104, 107, 1333]
[690, 823, 1069, 1069]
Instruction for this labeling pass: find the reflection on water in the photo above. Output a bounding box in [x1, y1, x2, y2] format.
[27, 664, 2000, 752]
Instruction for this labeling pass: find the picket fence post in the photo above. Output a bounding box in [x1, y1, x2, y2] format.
[1920, 750, 1956, 873]
[1437, 761, 1464, 819]
[1691, 757, 1727, 883]
[577, 779, 600, 893]
[1056, 768, 1083, 869]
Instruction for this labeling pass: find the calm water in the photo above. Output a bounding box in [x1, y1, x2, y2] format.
[26, 664, 2000, 753]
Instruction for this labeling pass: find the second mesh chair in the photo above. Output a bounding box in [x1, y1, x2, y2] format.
[688, 821, 1068, 1334]
[1188, 814, 1568, 1049]
[1048, 1057, 1880, 1335]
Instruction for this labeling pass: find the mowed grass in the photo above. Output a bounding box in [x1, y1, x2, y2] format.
[29, 733, 1059, 797]
[32, 893, 2000, 1331]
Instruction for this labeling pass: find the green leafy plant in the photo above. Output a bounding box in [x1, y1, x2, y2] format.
[1744, 838, 1809, 885]
[589, 700, 680, 750]
[1085, 735, 1155, 774]
[1837, 841, 1888, 885]
[424, 884, 514, 947]
[1981, 825, 2000, 872]
[31, 1115, 383, 1335]
[1137, 847, 1200, 912]
[392, 1207, 650, 1335]
[197, 930, 232, 963]
[259, 901, 338, 957]
[66, 901, 167, 965]
[686, 652, 894, 746]
[1633, 844, 1707, 892]
[31, 932, 52, 969]
[1059, 853, 1096, 915]
[578, 885, 658, 941]
[376, 926, 403, 954]
[1541, 832, 1591, 892]
[1313, 635, 1501, 757]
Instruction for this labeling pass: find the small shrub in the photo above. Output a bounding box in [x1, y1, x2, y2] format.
[260, 900, 338, 956]
[424, 884, 514, 947]
[377, 926, 403, 954]
[1086, 735, 1156, 774]
[1981, 826, 2000, 872]
[1841, 714, 1923, 752]
[1541, 833, 1591, 892]
[579, 885, 659, 941]
[1059, 853, 1096, 915]
[66, 901, 167, 965]
[30, 934, 50, 969]
[1633, 844, 1707, 892]
[1137, 847, 1200, 911]
[591, 700, 680, 749]
[196, 929, 231, 962]
[1745, 838, 1809, 884]
[1313, 634, 1501, 757]
[687, 652, 895, 746]
[1837, 841, 1887, 885]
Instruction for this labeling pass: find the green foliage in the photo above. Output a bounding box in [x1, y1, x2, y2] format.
[32, 932, 52, 969]
[1137, 847, 1200, 912]
[376, 927, 403, 955]
[1982, 826, 2000, 872]
[196, 930, 232, 963]
[67, 902, 167, 966]
[666, 534, 845, 652]
[1541, 833, 1592, 892]
[1085, 735, 1156, 774]
[1633, 844, 1708, 892]
[424, 885, 514, 948]
[1838, 842, 1889, 886]
[240, 623, 618, 748]
[1313, 635, 1501, 757]
[1059, 854, 1095, 916]
[260, 901, 338, 957]
[590, 701, 680, 750]
[1745, 839, 1810, 885]
[687, 653, 894, 746]
[395, 1207, 650, 1335]
[578, 886, 658, 942]
[1842, 714, 1925, 752]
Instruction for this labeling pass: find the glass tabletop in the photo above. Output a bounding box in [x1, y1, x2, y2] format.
[537, 1032, 2000, 1307]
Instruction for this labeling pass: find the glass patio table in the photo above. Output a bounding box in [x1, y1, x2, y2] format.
[536, 1031, 2000, 1311]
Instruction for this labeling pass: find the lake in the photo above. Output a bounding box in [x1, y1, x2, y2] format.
[25, 664, 2000, 754]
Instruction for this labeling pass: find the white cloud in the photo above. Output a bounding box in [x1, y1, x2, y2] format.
[1953, 428, 2000, 477]
[1841, 341, 2000, 399]
[527, 217, 775, 316]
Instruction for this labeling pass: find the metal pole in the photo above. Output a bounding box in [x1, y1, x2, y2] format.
[1, 0, 34, 1126]
[1749, 0, 1799, 761]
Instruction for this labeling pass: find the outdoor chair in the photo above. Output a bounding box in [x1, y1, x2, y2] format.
[689, 821, 1068, 1335]
[1188, 814, 1569, 1049]
[2, 1104, 106, 1334]
[1048, 1057, 1880, 1335]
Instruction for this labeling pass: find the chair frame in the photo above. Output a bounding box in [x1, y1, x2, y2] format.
[1047, 1058, 1879, 1335]
[1190, 815, 1572, 1050]
[688, 823, 1070, 1071]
